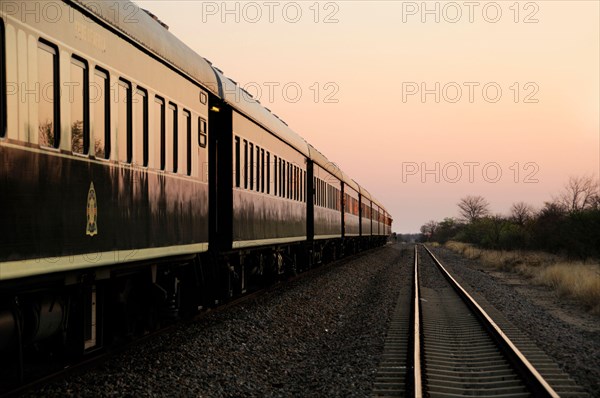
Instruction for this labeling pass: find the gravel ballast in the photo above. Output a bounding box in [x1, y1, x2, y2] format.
[32, 243, 413, 397]
[428, 246, 600, 397]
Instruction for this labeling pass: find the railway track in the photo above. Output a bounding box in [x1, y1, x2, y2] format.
[373, 245, 588, 397]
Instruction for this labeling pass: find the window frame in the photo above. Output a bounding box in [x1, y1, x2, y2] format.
[249, 142, 254, 190]
[117, 78, 132, 163]
[38, 39, 60, 149]
[70, 55, 90, 155]
[168, 102, 178, 173]
[184, 109, 191, 175]
[234, 136, 241, 188]
[93, 67, 110, 160]
[266, 152, 270, 195]
[198, 116, 207, 148]
[243, 139, 248, 189]
[154, 96, 166, 170]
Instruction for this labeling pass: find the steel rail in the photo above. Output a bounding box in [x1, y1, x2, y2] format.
[420, 244, 559, 398]
[412, 245, 423, 398]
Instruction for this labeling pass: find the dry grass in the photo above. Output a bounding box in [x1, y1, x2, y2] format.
[444, 241, 600, 314]
[535, 264, 600, 314]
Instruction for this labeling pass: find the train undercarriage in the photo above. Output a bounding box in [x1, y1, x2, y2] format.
[0, 237, 387, 389]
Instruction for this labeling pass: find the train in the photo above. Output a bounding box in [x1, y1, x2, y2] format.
[0, 0, 392, 381]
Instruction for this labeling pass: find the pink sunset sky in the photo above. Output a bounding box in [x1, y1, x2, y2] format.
[138, 0, 599, 233]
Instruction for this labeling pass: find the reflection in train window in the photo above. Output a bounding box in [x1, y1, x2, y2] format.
[93, 68, 110, 159]
[70, 56, 88, 155]
[38, 40, 60, 148]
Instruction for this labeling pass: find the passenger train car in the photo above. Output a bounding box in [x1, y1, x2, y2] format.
[0, 0, 392, 382]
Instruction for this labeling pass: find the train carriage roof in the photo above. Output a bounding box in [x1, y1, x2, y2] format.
[308, 145, 344, 180]
[217, 73, 310, 156]
[71, 0, 220, 96]
[341, 172, 360, 193]
[358, 185, 372, 202]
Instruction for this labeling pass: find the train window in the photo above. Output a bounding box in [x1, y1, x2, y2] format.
[93, 68, 109, 159]
[167, 102, 177, 173]
[321, 180, 324, 207]
[273, 155, 277, 195]
[289, 164, 294, 200]
[282, 160, 285, 198]
[317, 180, 321, 207]
[266, 152, 270, 194]
[249, 142, 254, 190]
[133, 87, 148, 166]
[261, 148, 265, 193]
[154, 96, 165, 170]
[38, 40, 60, 148]
[289, 163, 292, 199]
[0, 18, 5, 138]
[279, 159, 284, 197]
[243, 139, 248, 189]
[295, 167, 299, 201]
[117, 79, 132, 163]
[304, 171, 307, 203]
[299, 168, 302, 202]
[198, 117, 207, 148]
[293, 167, 297, 201]
[234, 136, 240, 188]
[184, 110, 191, 175]
[70, 56, 89, 155]
[255, 146, 260, 192]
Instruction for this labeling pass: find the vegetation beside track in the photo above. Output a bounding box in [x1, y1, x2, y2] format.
[443, 241, 600, 314]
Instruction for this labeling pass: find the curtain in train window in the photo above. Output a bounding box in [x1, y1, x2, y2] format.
[117, 79, 132, 163]
[93, 68, 109, 159]
[38, 40, 59, 148]
[70, 57, 88, 154]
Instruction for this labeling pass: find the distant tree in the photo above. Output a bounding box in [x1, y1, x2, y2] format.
[458, 195, 490, 223]
[510, 202, 534, 226]
[556, 175, 599, 212]
[420, 220, 438, 241]
[433, 217, 463, 243]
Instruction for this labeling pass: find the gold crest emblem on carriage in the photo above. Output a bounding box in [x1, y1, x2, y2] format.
[86, 182, 98, 236]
